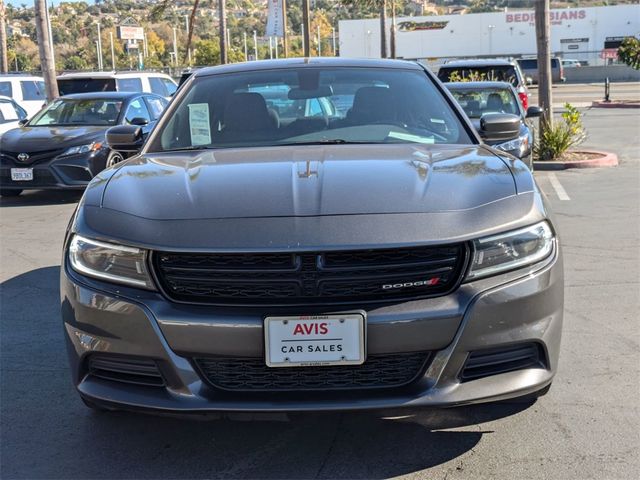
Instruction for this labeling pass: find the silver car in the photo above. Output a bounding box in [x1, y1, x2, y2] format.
[61, 58, 563, 414]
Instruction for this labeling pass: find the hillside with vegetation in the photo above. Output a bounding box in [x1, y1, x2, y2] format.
[1, 0, 636, 72]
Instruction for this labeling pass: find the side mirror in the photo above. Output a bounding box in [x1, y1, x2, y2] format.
[106, 125, 144, 153]
[480, 113, 521, 143]
[526, 106, 543, 118]
[129, 117, 149, 126]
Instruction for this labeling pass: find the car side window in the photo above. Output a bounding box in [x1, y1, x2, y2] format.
[21, 81, 46, 100]
[0, 81, 12, 97]
[162, 78, 177, 96]
[307, 98, 323, 117]
[117, 78, 143, 92]
[145, 96, 167, 121]
[149, 77, 168, 97]
[125, 98, 152, 124]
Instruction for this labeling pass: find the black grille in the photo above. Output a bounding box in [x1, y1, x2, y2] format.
[1, 149, 66, 166]
[87, 354, 165, 387]
[153, 244, 467, 306]
[460, 343, 546, 382]
[194, 352, 431, 391]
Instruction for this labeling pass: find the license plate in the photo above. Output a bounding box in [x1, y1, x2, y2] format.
[264, 313, 365, 368]
[11, 168, 33, 181]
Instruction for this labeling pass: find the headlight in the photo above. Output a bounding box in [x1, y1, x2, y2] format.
[495, 134, 529, 154]
[466, 221, 555, 280]
[68, 235, 155, 289]
[60, 142, 103, 157]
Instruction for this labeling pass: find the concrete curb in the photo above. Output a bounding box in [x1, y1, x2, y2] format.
[592, 101, 640, 109]
[533, 150, 619, 170]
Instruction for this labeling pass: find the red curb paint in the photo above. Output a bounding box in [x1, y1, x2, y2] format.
[533, 150, 619, 170]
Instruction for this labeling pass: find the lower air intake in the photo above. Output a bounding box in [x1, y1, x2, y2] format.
[460, 343, 546, 382]
[194, 352, 432, 392]
[87, 354, 165, 387]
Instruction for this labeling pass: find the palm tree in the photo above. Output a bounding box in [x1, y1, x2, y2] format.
[341, 0, 388, 58]
[34, 0, 58, 100]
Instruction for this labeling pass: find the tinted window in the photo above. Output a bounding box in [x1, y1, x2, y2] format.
[551, 59, 560, 68]
[0, 81, 12, 97]
[145, 96, 167, 120]
[125, 98, 151, 124]
[30, 99, 123, 126]
[149, 77, 168, 96]
[20, 80, 46, 100]
[438, 66, 520, 87]
[518, 59, 537, 69]
[155, 67, 472, 151]
[448, 87, 520, 118]
[58, 78, 116, 95]
[117, 78, 143, 92]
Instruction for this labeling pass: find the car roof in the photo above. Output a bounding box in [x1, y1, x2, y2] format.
[444, 81, 515, 90]
[57, 71, 171, 79]
[58, 92, 147, 100]
[440, 59, 516, 68]
[193, 57, 423, 78]
[0, 74, 44, 80]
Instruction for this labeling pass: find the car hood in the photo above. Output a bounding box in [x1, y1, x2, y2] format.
[99, 144, 516, 220]
[0, 125, 108, 153]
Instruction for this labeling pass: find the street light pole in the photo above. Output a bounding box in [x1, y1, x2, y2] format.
[281, 0, 288, 57]
[253, 30, 258, 60]
[109, 31, 115, 70]
[243, 32, 248, 61]
[96, 22, 103, 70]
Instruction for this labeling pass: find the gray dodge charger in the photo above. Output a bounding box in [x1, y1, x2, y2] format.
[61, 58, 563, 413]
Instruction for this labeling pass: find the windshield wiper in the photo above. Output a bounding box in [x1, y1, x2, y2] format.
[277, 139, 381, 146]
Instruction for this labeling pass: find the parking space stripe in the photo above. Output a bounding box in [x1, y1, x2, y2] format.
[548, 173, 571, 201]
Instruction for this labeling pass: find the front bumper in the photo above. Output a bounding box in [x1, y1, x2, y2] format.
[0, 149, 109, 190]
[61, 244, 563, 413]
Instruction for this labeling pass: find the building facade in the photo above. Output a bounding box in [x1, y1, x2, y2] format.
[338, 5, 640, 66]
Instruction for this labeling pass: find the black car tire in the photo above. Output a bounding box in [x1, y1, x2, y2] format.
[106, 151, 124, 168]
[0, 189, 23, 197]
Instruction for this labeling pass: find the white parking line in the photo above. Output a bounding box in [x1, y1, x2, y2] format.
[548, 173, 571, 201]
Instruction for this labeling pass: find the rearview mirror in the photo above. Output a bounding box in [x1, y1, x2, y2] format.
[288, 85, 333, 100]
[106, 125, 144, 153]
[526, 106, 543, 118]
[129, 117, 149, 126]
[479, 113, 521, 143]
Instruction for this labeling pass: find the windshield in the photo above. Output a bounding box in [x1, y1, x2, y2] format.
[438, 66, 519, 87]
[0, 99, 25, 124]
[153, 67, 472, 151]
[448, 87, 520, 118]
[29, 98, 123, 126]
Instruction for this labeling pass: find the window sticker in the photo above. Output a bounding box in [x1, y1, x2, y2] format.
[188, 103, 212, 146]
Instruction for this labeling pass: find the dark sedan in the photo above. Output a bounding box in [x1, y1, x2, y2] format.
[0, 92, 167, 196]
[445, 81, 541, 170]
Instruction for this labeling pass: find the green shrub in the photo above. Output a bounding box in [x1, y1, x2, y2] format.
[618, 37, 640, 70]
[534, 103, 586, 161]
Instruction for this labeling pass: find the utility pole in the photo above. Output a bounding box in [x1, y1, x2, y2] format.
[282, 0, 288, 57]
[535, 0, 553, 130]
[302, 0, 310, 57]
[0, 0, 8, 73]
[389, 0, 396, 59]
[172, 27, 178, 66]
[219, 0, 227, 64]
[34, 0, 58, 101]
[379, 0, 387, 58]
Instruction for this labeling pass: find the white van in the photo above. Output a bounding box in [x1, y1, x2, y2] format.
[0, 75, 47, 118]
[57, 71, 178, 99]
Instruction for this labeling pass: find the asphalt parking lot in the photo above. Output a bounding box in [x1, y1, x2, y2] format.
[1, 107, 638, 479]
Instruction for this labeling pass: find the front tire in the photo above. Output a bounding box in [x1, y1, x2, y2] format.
[0, 189, 23, 197]
[105, 151, 124, 169]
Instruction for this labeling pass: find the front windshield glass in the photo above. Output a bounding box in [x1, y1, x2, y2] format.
[438, 66, 519, 87]
[448, 88, 520, 118]
[29, 98, 123, 126]
[153, 67, 472, 151]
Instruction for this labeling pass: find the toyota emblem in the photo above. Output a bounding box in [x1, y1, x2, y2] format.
[17, 153, 30, 162]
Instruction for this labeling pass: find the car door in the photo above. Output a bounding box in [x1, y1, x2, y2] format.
[123, 96, 154, 139]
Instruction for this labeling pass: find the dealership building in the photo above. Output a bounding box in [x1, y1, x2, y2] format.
[338, 4, 640, 66]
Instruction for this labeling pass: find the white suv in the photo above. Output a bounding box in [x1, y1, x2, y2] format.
[57, 72, 177, 99]
[0, 74, 47, 118]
